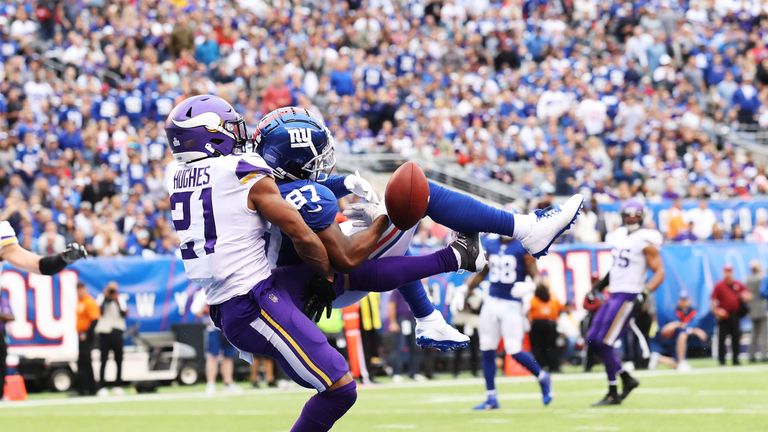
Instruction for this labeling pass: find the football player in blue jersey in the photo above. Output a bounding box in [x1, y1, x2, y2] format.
[465, 235, 552, 409]
[254, 106, 583, 351]
[164, 96, 488, 431]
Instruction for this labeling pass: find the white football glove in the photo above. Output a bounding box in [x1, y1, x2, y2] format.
[342, 202, 388, 227]
[344, 170, 380, 203]
[511, 280, 536, 299]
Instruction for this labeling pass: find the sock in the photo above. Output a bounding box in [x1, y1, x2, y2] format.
[290, 381, 357, 432]
[608, 383, 618, 396]
[426, 181, 516, 237]
[512, 352, 542, 377]
[481, 350, 497, 394]
[347, 247, 457, 293]
[396, 280, 436, 318]
[619, 370, 632, 382]
[595, 343, 622, 383]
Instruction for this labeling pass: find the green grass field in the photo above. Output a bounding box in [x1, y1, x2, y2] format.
[2, 362, 767, 432]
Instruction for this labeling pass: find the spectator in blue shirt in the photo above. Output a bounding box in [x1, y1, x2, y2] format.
[732, 75, 760, 124]
[194, 31, 220, 67]
[329, 55, 355, 97]
[57, 121, 84, 151]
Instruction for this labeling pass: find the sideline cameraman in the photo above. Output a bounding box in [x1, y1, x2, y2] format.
[95, 281, 127, 396]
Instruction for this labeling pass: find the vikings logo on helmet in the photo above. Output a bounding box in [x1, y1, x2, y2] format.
[620, 199, 645, 231]
[164, 95, 248, 163]
[254, 107, 336, 181]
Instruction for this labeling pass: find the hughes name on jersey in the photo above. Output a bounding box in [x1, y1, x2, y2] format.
[483, 235, 528, 301]
[166, 154, 273, 305]
[607, 227, 663, 294]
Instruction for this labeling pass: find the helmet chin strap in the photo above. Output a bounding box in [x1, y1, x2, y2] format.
[625, 223, 641, 232]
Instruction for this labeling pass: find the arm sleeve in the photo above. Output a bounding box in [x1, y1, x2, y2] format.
[319, 174, 351, 199]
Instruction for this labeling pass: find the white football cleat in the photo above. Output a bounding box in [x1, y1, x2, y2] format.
[518, 194, 584, 258]
[415, 313, 470, 352]
[96, 387, 110, 397]
[111, 387, 125, 396]
[205, 383, 216, 396]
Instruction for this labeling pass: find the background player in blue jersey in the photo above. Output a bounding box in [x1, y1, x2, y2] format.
[254, 106, 583, 351]
[466, 235, 552, 409]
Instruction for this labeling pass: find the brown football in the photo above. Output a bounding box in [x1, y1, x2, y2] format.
[384, 161, 430, 230]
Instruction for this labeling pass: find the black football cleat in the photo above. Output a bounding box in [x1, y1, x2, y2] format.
[592, 393, 622, 407]
[450, 232, 486, 272]
[620, 375, 640, 401]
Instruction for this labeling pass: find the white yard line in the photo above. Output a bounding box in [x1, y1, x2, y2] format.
[1, 364, 766, 410]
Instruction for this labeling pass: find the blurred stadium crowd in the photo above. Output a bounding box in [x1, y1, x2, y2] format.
[2, 0, 768, 256]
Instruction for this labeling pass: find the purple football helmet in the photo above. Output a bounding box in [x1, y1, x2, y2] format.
[621, 199, 645, 231]
[165, 95, 248, 163]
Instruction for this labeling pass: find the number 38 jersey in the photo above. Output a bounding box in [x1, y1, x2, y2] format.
[607, 227, 663, 295]
[166, 154, 273, 305]
[482, 235, 527, 301]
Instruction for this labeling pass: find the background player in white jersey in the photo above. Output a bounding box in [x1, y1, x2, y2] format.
[465, 235, 552, 409]
[585, 200, 665, 406]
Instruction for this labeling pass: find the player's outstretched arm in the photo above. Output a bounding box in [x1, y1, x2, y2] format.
[0, 243, 87, 275]
[316, 218, 389, 273]
[643, 246, 665, 293]
[248, 177, 333, 280]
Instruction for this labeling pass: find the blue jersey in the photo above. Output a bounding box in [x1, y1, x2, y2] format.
[482, 235, 528, 301]
[272, 179, 339, 267]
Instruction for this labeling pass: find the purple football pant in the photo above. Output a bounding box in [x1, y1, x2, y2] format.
[210, 267, 349, 392]
[586, 292, 637, 346]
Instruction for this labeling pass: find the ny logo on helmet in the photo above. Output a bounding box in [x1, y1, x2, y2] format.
[287, 128, 317, 156]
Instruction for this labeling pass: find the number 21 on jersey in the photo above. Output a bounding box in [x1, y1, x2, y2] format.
[170, 188, 217, 259]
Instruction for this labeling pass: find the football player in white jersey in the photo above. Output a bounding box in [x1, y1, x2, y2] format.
[0, 221, 86, 275]
[585, 200, 665, 406]
[165, 96, 490, 431]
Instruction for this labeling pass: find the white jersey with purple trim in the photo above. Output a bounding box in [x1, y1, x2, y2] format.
[166, 154, 274, 305]
[0, 221, 19, 253]
[607, 227, 663, 295]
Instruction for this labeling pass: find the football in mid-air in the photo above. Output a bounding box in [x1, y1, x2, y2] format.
[385, 161, 430, 230]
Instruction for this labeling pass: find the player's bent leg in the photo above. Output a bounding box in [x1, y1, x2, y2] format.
[291, 373, 358, 432]
[586, 294, 639, 406]
[211, 279, 350, 393]
[425, 181, 583, 258]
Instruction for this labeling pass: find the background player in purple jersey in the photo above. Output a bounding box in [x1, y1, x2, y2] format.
[254, 106, 583, 351]
[164, 96, 486, 431]
[585, 200, 665, 406]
